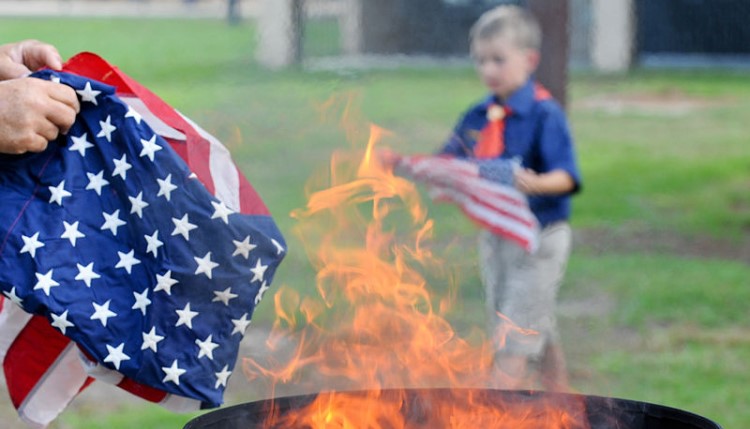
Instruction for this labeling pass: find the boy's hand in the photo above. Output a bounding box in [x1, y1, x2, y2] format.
[0, 39, 64, 81]
[0, 78, 80, 154]
[514, 168, 542, 194]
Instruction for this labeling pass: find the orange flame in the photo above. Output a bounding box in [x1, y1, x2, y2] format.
[242, 98, 585, 428]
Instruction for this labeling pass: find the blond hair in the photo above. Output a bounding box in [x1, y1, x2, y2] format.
[470, 5, 542, 51]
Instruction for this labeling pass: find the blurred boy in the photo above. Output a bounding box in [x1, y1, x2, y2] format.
[438, 5, 582, 390]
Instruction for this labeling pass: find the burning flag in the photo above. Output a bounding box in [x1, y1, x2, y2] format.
[0, 53, 286, 427]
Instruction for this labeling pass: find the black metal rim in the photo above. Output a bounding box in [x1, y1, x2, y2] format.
[184, 388, 722, 429]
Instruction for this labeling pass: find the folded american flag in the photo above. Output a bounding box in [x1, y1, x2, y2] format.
[393, 155, 538, 252]
[0, 53, 286, 427]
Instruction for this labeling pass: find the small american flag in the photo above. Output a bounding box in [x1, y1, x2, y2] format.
[393, 155, 538, 252]
[0, 53, 286, 427]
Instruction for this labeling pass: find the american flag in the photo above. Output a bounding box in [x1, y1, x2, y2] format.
[0, 53, 286, 427]
[393, 155, 538, 252]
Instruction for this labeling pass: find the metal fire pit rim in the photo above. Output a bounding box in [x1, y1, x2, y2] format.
[183, 388, 722, 429]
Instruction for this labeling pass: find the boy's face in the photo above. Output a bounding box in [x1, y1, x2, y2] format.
[472, 35, 539, 100]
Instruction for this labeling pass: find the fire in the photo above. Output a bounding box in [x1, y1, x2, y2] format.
[241, 99, 586, 427]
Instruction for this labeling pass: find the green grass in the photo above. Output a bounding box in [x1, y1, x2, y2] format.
[1, 16, 748, 429]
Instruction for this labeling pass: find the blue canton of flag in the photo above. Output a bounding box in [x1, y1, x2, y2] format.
[0, 70, 286, 411]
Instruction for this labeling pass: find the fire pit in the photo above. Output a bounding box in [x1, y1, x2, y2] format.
[183, 388, 722, 429]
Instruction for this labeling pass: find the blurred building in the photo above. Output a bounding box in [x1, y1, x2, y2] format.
[257, 0, 750, 72]
[635, 0, 750, 69]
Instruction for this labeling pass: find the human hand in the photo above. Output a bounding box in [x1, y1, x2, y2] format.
[0, 39, 64, 81]
[515, 168, 576, 195]
[0, 78, 80, 154]
[514, 168, 542, 195]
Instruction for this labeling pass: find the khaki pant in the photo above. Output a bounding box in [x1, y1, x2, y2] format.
[479, 222, 572, 359]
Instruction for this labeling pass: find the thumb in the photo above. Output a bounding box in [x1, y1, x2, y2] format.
[0, 58, 32, 80]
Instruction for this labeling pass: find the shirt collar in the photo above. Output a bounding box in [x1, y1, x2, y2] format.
[483, 78, 536, 117]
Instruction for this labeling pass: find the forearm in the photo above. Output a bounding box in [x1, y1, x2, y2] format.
[515, 169, 575, 195]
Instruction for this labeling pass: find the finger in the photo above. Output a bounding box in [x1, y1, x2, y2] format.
[37, 118, 62, 143]
[44, 98, 78, 133]
[20, 40, 63, 71]
[10, 131, 52, 154]
[27, 133, 52, 153]
[46, 82, 80, 113]
[0, 58, 31, 80]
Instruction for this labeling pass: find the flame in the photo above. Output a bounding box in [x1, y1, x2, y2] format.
[242, 97, 585, 428]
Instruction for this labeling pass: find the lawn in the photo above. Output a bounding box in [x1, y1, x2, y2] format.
[1, 16, 749, 429]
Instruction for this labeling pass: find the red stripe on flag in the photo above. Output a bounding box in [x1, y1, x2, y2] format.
[4, 315, 73, 407]
[117, 377, 169, 403]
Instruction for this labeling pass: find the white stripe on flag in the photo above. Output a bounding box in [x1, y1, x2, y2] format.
[18, 343, 89, 428]
[82, 358, 125, 385]
[120, 97, 186, 141]
[0, 299, 33, 361]
[178, 112, 242, 212]
[159, 393, 202, 413]
[430, 185, 537, 247]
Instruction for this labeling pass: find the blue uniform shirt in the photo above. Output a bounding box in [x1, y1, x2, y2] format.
[438, 79, 582, 228]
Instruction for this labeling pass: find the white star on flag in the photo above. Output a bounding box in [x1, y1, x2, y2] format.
[34, 269, 59, 296]
[254, 281, 270, 306]
[51, 310, 75, 334]
[3, 287, 23, 307]
[104, 343, 130, 370]
[171, 214, 197, 241]
[139, 135, 162, 161]
[76, 81, 101, 105]
[112, 154, 132, 180]
[48, 180, 72, 206]
[250, 259, 268, 283]
[195, 335, 219, 360]
[214, 365, 232, 389]
[212, 287, 238, 306]
[115, 250, 141, 274]
[101, 210, 126, 236]
[154, 271, 179, 295]
[132, 289, 151, 315]
[144, 230, 163, 257]
[141, 327, 165, 352]
[210, 200, 233, 224]
[175, 303, 198, 329]
[157, 174, 178, 201]
[61, 221, 85, 246]
[85, 170, 110, 195]
[231, 313, 251, 336]
[90, 300, 117, 327]
[20, 232, 45, 258]
[75, 262, 101, 287]
[272, 239, 285, 255]
[69, 133, 94, 156]
[124, 105, 142, 123]
[161, 360, 187, 385]
[97, 115, 117, 141]
[194, 252, 219, 279]
[129, 192, 149, 218]
[232, 236, 256, 259]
